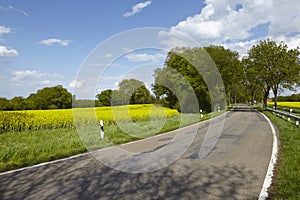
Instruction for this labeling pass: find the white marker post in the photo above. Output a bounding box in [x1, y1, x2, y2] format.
[217, 106, 220, 112]
[100, 120, 104, 139]
[288, 109, 292, 121]
[200, 109, 203, 119]
[296, 121, 299, 127]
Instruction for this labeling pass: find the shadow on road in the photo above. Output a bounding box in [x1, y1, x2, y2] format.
[0, 155, 258, 200]
[231, 107, 256, 113]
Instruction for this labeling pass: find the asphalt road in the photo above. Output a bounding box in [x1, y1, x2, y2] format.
[0, 105, 274, 200]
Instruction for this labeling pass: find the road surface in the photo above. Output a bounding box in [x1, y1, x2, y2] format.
[0, 105, 274, 199]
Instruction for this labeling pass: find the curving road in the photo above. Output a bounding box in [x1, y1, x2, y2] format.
[0, 105, 274, 199]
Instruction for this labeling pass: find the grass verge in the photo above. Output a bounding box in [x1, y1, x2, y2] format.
[0, 111, 225, 173]
[263, 111, 300, 199]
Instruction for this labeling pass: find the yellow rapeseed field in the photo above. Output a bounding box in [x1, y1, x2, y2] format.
[0, 104, 179, 133]
[267, 102, 300, 109]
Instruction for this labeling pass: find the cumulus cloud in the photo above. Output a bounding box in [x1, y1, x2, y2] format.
[0, 46, 19, 57]
[38, 38, 72, 46]
[69, 80, 83, 89]
[1, 70, 66, 98]
[11, 70, 61, 86]
[125, 53, 166, 62]
[123, 1, 152, 17]
[159, 0, 300, 55]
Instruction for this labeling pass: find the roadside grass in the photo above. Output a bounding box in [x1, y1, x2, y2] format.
[263, 111, 300, 199]
[0, 129, 86, 172]
[0, 110, 225, 173]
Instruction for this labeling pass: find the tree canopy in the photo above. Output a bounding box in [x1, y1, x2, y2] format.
[243, 39, 300, 109]
[96, 79, 153, 106]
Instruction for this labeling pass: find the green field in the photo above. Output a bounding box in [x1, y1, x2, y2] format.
[0, 104, 223, 172]
[264, 111, 300, 199]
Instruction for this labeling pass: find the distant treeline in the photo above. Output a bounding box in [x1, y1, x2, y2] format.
[276, 94, 300, 102]
[0, 85, 72, 111]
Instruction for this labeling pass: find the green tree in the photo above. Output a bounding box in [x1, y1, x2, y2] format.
[118, 79, 152, 104]
[26, 85, 72, 109]
[242, 58, 264, 105]
[245, 40, 300, 109]
[204, 46, 242, 105]
[96, 89, 112, 106]
[0, 97, 9, 110]
[111, 90, 130, 105]
[9, 96, 26, 110]
[153, 47, 228, 112]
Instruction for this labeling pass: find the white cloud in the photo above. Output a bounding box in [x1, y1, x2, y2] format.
[11, 70, 61, 85]
[0, 5, 29, 16]
[0, 46, 19, 57]
[38, 38, 72, 46]
[123, 0, 152, 17]
[0, 25, 12, 36]
[69, 80, 83, 89]
[105, 53, 113, 58]
[0, 69, 67, 98]
[125, 53, 165, 62]
[159, 0, 300, 55]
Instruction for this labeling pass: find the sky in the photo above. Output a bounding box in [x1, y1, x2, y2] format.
[0, 0, 299, 99]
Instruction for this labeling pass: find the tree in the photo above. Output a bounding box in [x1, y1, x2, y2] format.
[21, 85, 72, 110]
[111, 90, 130, 105]
[118, 79, 152, 104]
[0, 97, 9, 110]
[242, 58, 264, 105]
[153, 47, 230, 113]
[245, 40, 300, 109]
[204, 46, 242, 105]
[96, 89, 112, 106]
[9, 96, 26, 110]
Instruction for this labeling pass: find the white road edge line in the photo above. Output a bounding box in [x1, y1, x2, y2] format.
[0, 111, 229, 176]
[258, 112, 278, 200]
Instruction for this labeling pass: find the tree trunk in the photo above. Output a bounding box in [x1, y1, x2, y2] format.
[228, 90, 231, 106]
[272, 84, 278, 110]
[263, 86, 271, 109]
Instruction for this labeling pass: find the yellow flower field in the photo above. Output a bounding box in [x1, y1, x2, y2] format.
[267, 102, 300, 109]
[0, 104, 179, 133]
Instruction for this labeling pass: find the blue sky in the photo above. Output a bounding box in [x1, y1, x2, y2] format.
[0, 0, 299, 99]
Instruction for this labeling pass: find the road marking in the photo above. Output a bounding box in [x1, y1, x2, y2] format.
[258, 112, 278, 200]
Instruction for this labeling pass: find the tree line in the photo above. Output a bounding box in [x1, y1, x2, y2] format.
[1, 39, 299, 111]
[97, 40, 299, 112]
[0, 85, 72, 111]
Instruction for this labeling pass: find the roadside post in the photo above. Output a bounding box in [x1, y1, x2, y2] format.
[100, 120, 105, 139]
[288, 109, 293, 121]
[200, 109, 203, 119]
